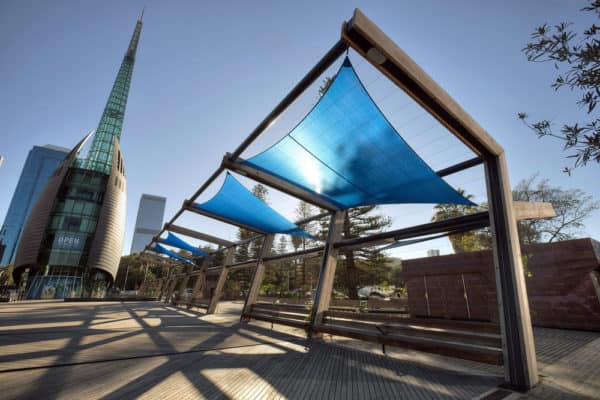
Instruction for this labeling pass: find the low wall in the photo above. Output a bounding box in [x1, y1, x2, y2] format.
[403, 238, 600, 331]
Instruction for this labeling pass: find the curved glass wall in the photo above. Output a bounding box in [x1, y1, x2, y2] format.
[25, 168, 111, 299]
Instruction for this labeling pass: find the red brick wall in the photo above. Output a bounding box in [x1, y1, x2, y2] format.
[403, 238, 600, 331]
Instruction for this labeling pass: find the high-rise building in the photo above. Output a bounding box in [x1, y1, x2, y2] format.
[427, 249, 441, 257]
[13, 15, 143, 299]
[130, 194, 166, 254]
[0, 145, 69, 265]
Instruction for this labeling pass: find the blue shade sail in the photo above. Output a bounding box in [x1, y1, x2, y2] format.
[194, 173, 313, 239]
[153, 244, 195, 265]
[162, 232, 209, 257]
[243, 57, 474, 210]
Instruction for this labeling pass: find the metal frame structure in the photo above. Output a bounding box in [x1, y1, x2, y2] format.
[141, 9, 544, 390]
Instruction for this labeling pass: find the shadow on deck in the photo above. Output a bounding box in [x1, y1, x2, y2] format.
[0, 301, 598, 399]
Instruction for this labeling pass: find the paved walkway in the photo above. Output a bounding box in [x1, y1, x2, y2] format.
[0, 301, 598, 399]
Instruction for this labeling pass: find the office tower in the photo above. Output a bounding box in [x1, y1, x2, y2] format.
[130, 194, 166, 254]
[427, 249, 441, 257]
[0, 145, 69, 265]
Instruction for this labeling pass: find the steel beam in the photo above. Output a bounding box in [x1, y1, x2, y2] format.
[185, 202, 267, 234]
[207, 247, 236, 314]
[485, 154, 538, 390]
[264, 246, 325, 263]
[177, 265, 193, 301]
[242, 234, 275, 321]
[513, 201, 555, 221]
[222, 154, 339, 212]
[335, 211, 490, 251]
[341, 9, 502, 158]
[310, 210, 345, 331]
[188, 257, 210, 307]
[435, 157, 483, 177]
[165, 278, 178, 304]
[166, 224, 234, 247]
[205, 246, 326, 275]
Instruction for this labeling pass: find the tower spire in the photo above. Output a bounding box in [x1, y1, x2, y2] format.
[82, 15, 143, 174]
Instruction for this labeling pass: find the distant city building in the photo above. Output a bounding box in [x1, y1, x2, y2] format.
[0, 145, 69, 265]
[13, 15, 144, 299]
[130, 194, 166, 254]
[427, 249, 440, 257]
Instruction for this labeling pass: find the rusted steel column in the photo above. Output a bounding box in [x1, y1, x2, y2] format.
[241, 234, 275, 321]
[166, 277, 179, 304]
[485, 154, 538, 390]
[155, 278, 165, 299]
[177, 265, 193, 304]
[310, 211, 345, 333]
[188, 258, 210, 308]
[207, 247, 236, 314]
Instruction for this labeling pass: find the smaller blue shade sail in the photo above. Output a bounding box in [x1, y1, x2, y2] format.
[194, 173, 313, 239]
[153, 244, 194, 265]
[163, 232, 209, 257]
[243, 57, 474, 209]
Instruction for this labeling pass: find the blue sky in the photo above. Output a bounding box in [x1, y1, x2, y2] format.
[1, 0, 598, 259]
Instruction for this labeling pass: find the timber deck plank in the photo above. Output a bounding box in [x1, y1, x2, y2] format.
[0, 301, 599, 399]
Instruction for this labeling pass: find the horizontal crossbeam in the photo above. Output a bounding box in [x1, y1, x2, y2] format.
[222, 154, 339, 212]
[165, 224, 234, 247]
[334, 211, 490, 250]
[513, 201, 555, 221]
[185, 202, 268, 234]
[435, 157, 483, 177]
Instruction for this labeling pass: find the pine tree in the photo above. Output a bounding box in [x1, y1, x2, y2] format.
[229, 183, 271, 297]
[291, 201, 316, 289]
[340, 206, 391, 299]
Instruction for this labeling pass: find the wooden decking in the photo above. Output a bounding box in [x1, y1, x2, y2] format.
[0, 301, 599, 399]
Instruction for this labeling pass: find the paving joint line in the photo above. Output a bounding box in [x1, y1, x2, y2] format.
[0, 337, 309, 374]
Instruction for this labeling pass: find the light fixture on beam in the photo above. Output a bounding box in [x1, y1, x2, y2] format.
[366, 47, 386, 65]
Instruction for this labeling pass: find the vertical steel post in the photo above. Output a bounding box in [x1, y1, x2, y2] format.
[310, 211, 345, 334]
[485, 154, 538, 390]
[188, 257, 210, 308]
[207, 247, 236, 314]
[166, 277, 179, 304]
[177, 265, 193, 303]
[241, 234, 275, 321]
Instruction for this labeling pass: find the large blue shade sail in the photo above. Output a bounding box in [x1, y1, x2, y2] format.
[243, 57, 473, 210]
[194, 173, 313, 239]
[153, 244, 194, 265]
[162, 232, 209, 257]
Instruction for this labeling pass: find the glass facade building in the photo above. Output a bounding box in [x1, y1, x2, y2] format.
[130, 194, 166, 254]
[0, 145, 69, 266]
[13, 16, 143, 299]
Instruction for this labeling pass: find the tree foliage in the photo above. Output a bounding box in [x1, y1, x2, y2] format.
[115, 254, 171, 291]
[519, 1, 600, 172]
[340, 206, 392, 299]
[431, 189, 491, 253]
[0, 265, 14, 286]
[513, 174, 599, 243]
